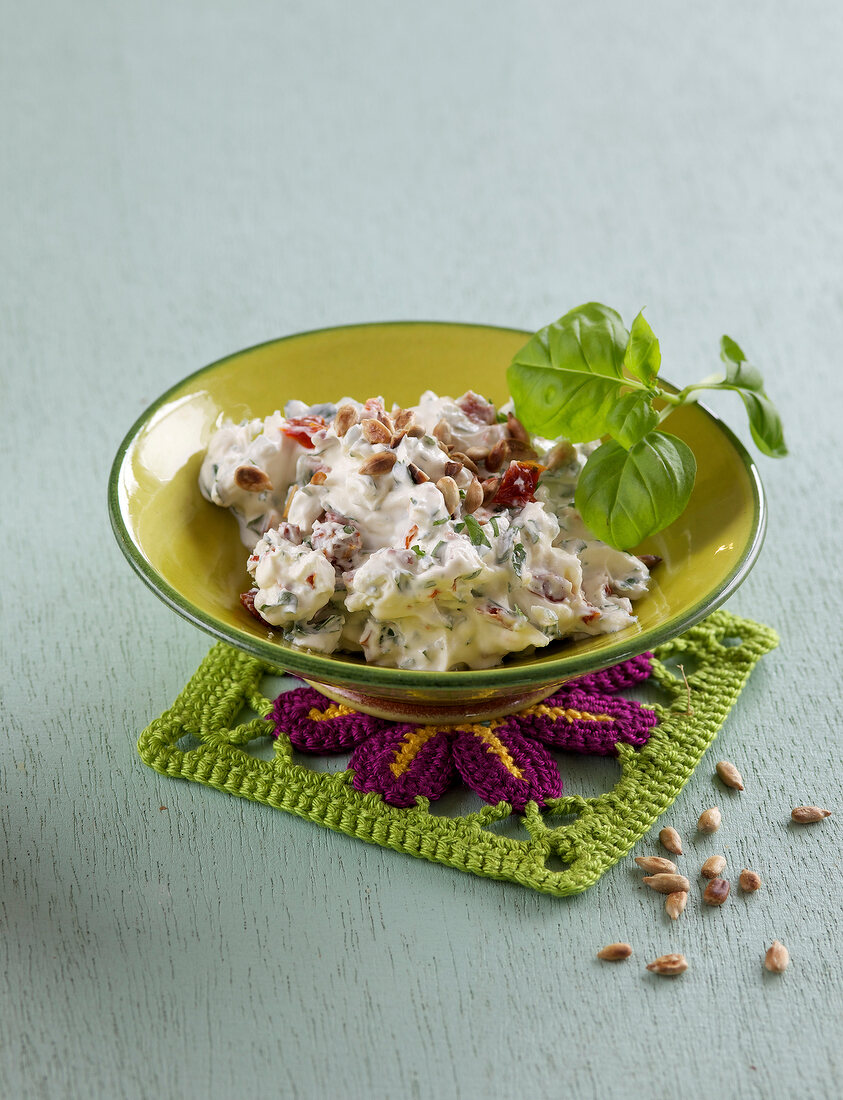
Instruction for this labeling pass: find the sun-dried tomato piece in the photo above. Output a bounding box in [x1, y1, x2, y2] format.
[281, 415, 327, 449]
[493, 460, 545, 508]
[240, 589, 271, 625]
[456, 391, 497, 425]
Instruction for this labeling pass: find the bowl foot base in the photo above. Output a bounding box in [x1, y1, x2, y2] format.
[302, 680, 563, 725]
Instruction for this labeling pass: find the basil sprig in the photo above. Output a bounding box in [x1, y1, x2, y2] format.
[507, 303, 786, 550]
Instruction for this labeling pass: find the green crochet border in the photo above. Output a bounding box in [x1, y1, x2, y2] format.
[137, 610, 777, 896]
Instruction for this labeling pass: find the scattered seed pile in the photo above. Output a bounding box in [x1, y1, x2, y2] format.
[597, 760, 832, 977]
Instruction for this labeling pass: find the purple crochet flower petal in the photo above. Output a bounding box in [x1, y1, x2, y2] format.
[272, 688, 388, 753]
[505, 689, 657, 755]
[566, 653, 653, 694]
[349, 725, 456, 808]
[451, 724, 563, 813]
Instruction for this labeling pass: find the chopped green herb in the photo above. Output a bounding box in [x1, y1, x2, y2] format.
[343, 525, 355, 534]
[432, 540, 446, 558]
[411, 544, 425, 558]
[489, 516, 500, 537]
[463, 515, 491, 548]
[511, 542, 526, 578]
[432, 517, 448, 526]
[453, 521, 466, 533]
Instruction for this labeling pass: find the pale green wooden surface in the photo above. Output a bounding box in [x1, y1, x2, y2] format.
[3, 2, 842, 1097]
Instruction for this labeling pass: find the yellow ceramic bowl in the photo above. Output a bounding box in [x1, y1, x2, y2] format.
[108, 322, 765, 722]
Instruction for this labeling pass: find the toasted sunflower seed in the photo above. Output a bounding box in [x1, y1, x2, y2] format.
[659, 827, 683, 855]
[465, 446, 489, 464]
[545, 439, 576, 469]
[393, 408, 414, 431]
[739, 868, 762, 892]
[361, 418, 393, 445]
[764, 941, 789, 972]
[463, 477, 483, 514]
[450, 451, 480, 476]
[703, 877, 731, 906]
[234, 465, 273, 492]
[506, 412, 530, 443]
[642, 873, 691, 894]
[407, 463, 430, 485]
[665, 891, 688, 920]
[432, 420, 452, 446]
[359, 451, 397, 477]
[634, 856, 678, 875]
[791, 806, 832, 823]
[436, 475, 460, 516]
[481, 477, 501, 505]
[597, 942, 632, 961]
[333, 404, 359, 437]
[701, 855, 727, 880]
[716, 760, 745, 790]
[698, 807, 722, 834]
[406, 424, 426, 438]
[485, 439, 507, 472]
[444, 459, 463, 479]
[646, 953, 688, 976]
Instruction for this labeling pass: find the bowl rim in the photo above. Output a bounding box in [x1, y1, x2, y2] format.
[108, 319, 767, 689]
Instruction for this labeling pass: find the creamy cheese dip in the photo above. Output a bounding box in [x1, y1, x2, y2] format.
[199, 391, 651, 670]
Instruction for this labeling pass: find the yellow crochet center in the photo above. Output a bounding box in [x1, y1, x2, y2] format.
[470, 725, 524, 779]
[521, 703, 615, 724]
[390, 726, 445, 777]
[308, 702, 357, 721]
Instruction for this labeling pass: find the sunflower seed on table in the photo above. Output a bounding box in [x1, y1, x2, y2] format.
[701, 855, 727, 879]
[791, 806, 832, 823]
[234, 465, 273, 492]
[698, 807, 722, 834]
[642, 873, 691, 894]
[665, 891, 688, 920]
[716, 761, 745, 790]
[646, 953, 688, 976]
[659, 827, 683, 855]
[634, 856, 678, 875]
[596, 942, 633, 961]
[702, 878, 731, 906]
[764, 941, 790, 972]
[739, 869, 762, 892]
[358, 451, 397, 477]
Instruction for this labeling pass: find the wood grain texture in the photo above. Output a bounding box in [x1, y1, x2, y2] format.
[2, 2, 842, 1097]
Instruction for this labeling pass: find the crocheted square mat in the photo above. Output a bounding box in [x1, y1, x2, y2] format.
[138, 610, 777, 896]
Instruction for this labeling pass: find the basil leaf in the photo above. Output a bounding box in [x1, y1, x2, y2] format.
[624, 310, 661, 385]
[736, 390, 788, 458]
[575, 431, 697, 549]
[717, 336, 787, 457]
[605, 392, 659, 448]
[507, 302, 630, 442]
[463, 514, 491, 548]
[719, 335, 764, 391]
